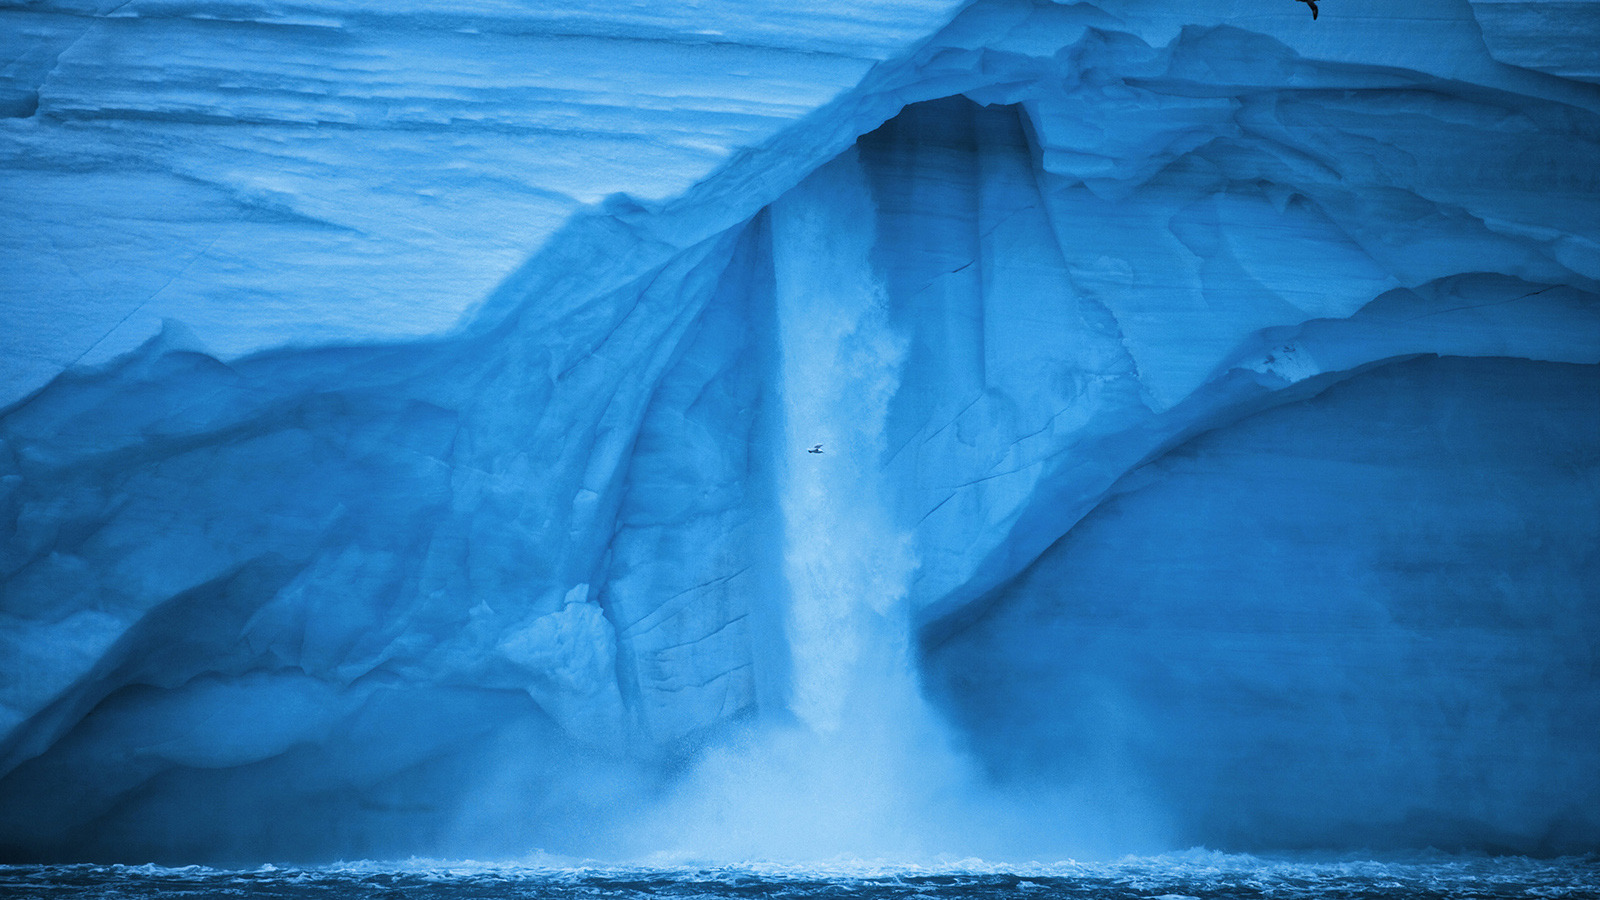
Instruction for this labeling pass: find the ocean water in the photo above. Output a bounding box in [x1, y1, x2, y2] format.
[2, 854, 1596, 900]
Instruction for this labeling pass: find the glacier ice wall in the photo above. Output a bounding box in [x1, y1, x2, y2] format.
[2, 0, 1599, 862]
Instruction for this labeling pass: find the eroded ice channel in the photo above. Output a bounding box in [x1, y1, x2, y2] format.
[2, 0, 1599, 864]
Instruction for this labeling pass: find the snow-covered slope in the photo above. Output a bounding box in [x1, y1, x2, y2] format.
[1, 0, 1597, 862]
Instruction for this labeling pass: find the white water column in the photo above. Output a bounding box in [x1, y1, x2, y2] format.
[768, 149, 919, 735]
[642, 150, 1010, 862]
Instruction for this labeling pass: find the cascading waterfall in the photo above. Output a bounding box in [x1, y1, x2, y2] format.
[640, 150, 995, 862]
[769, 149, 918, 737]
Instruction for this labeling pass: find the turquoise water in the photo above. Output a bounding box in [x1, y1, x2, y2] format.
[2, 854, 1596, 899]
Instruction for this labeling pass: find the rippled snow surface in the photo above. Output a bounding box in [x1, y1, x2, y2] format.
[2, 854, 1596, 900]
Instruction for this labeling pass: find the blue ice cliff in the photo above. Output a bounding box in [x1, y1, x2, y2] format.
[1, 0, 1598, 863]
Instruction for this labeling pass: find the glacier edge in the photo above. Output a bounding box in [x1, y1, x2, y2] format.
[1, 0, 1598, 862]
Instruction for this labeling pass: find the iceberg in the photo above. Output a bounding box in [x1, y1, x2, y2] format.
[1, 0, 1597, 862]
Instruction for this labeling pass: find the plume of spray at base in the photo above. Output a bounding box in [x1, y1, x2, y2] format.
[633, 150, 1168, 864]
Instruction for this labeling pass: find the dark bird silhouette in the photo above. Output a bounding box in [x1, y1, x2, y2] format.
[1296, 0, 1319, 19]
[808, 444, 823, 454]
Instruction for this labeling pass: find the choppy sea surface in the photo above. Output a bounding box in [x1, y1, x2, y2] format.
[2, 853, 1597, 900]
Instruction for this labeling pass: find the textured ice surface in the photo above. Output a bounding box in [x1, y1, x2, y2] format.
[2, 0, 1599, 863]
[0, 0, 967, 403]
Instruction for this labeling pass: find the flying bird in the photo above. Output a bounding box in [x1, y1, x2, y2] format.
[808, 444, 823, 454]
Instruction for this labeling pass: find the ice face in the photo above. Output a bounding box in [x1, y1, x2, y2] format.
[1, 0, 1598, 863]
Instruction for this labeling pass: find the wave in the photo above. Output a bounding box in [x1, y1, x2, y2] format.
[4, 850, 1597, 899]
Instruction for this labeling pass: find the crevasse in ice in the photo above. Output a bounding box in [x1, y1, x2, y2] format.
[1, 0, 1597, 862]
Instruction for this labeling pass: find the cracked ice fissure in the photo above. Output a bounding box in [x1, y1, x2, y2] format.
[2, 0, 1600, 864]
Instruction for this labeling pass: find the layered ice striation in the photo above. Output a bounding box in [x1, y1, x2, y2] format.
[2, 0, 1599, 862]
[0, 0, 967, 403]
